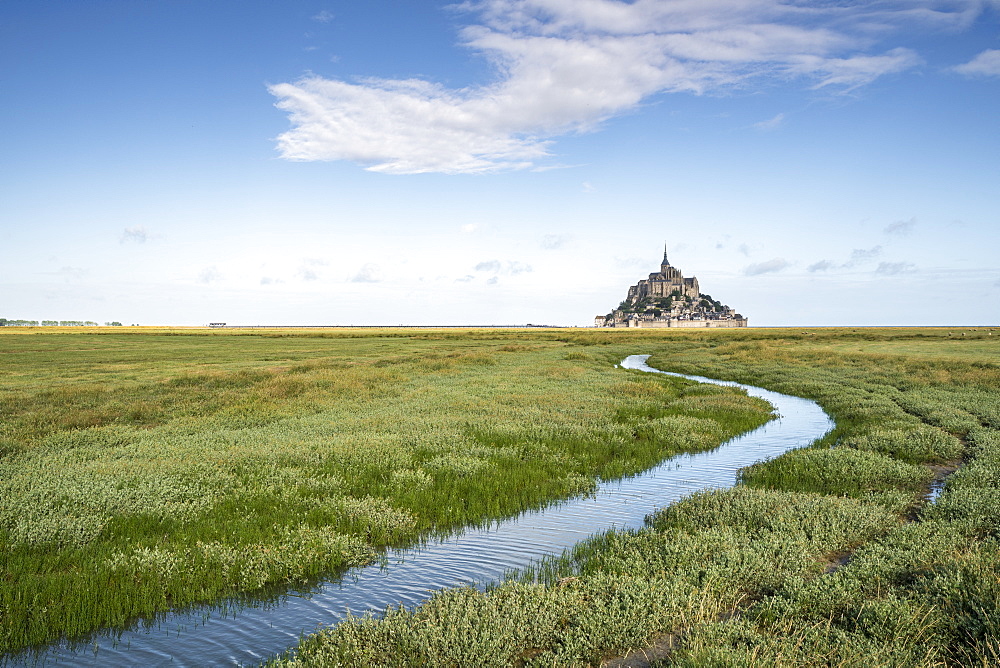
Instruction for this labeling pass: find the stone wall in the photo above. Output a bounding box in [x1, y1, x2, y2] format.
[629, 318, 748, 328]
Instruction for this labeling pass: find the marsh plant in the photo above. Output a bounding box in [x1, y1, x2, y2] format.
[264, 327, 1000, 666]
[0, 329, 773, 655]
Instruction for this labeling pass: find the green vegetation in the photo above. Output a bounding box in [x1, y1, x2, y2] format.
[0, 327, 774, 655]
[266, 326, 1000, 667]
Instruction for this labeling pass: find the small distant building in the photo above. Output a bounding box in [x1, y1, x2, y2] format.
[596, 245, 747, 328]
[209, 322, 227, 328]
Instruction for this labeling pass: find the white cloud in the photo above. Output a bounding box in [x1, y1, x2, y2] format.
[475, 260, 502, 272]
[312, 10, 334, 23]
[58, 266, 88, 281]
[797, 48, 921, 91]
[845, 246, 882, 267]
[809, 246, 882, 273]
[120, 226, 148, 244]
[298, 257, 328, 281]
[351, 263, 383, 283]
[743, 258, 790, 275]
[884, 218, 916, 235]
[475, 259, 533, 274]
[270, 0, 970, 174]
[876, 261, 917, 275]
[753, 112, 785, 131]
[808, 245, 901, 273]
[198, 266, 222, 284]
[541, 233, 571, 249]
[954, 49, 1000, 77]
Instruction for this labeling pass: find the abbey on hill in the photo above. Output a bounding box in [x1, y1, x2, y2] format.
[596, 246, 747, 328]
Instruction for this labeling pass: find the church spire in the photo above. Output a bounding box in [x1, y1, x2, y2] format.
[662, 243, 669, 266]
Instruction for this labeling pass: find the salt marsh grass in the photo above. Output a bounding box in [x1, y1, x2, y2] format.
[0, 328, 773, 655]
[268, 326, 1000, 666]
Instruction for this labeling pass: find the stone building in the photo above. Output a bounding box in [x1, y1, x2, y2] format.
[596, 245, 747, 328]
[627, 246, 700, 302]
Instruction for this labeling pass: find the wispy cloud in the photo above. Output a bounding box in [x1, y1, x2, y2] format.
[475, 260, 502, 273]
[845, 246, 882, 267]
[311, 10, 334, 24]
[120, 226, 148, 244]
[351, 263, 383, 283]
[58, 266, 88, 281]
[541, 234, 571, 250]
[743, 258, 790, 275]
[753, 112, 785, 131]
[954, 49, 1000, 77]
[876, 261, 917, 275]
[884, 218, 916, 235]
[809, 245, 882, 272]
[269, 0, 972, 174]
[475, 259, 533, 275]
[799, 48, 921, 91]
[198, 266, 222, 284]
[809, 245, 919, 275]
[298, 257, 328, 282]
[807, 260, 834, 272]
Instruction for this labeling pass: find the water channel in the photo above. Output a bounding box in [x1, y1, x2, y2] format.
[11, 355, 834, 667]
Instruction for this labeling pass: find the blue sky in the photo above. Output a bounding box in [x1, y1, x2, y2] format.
[2, 0, 998, 326]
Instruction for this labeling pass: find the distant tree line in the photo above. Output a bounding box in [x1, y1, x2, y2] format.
[0, 319, 122, 327]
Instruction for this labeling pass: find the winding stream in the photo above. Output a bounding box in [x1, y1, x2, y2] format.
[10, 355, 833, 667]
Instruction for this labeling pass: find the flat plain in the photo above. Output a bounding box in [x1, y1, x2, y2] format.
[2, 326, 998, 666]
[0, 326, 771, 656]
[268, 326, 1000, 667]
